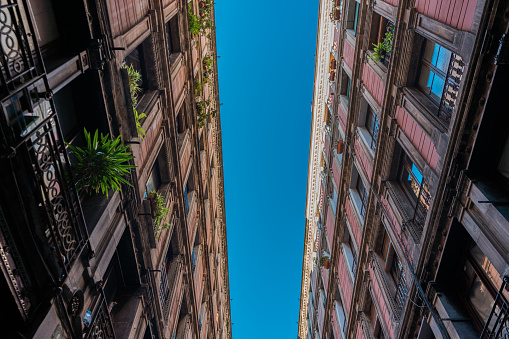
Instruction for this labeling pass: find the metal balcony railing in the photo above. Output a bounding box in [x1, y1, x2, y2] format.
[84, 294, 115, 338]
[16, 113, 87, 280]
[160, 257, 183, 320]
[481, 277, 509, 339]
[0, 0, 42, 97]
[438, 53, 465, 122]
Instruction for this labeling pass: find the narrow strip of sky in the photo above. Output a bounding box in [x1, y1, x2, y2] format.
[216, 1, 318, 337]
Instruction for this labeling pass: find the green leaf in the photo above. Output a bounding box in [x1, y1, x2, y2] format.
[68, 128, 135, 198]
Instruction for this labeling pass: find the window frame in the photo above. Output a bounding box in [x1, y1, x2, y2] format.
[416, 39, 453, 105]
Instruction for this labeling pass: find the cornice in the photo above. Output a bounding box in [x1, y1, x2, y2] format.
[208, 6, 233, 338]
[298, 0, 334, 338]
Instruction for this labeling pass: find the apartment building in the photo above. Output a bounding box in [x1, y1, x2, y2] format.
[0, 0, 232, 338]
[299, 0, 509, 338]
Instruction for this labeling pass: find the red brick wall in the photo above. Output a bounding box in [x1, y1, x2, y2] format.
[343, 40, 355, 70]
[337, 251, 353, 313]
[172, 65, 186, 104]
[362, 63, 385, 105]
[346, 199, 362, 247]
[354, 138, 373, 181]
[337, 102, 347, 131]
[369, 267, 395, 338]
[395, 106, 439, 170]
[107, 0, 150, 36]
[415, 0, 477, 31]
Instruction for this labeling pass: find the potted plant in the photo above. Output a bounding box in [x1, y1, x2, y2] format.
[319, 256, 330, 269]
[369, 26, 394, 63]
[67, 128, 135, 198]
[147, 191, 171, 232]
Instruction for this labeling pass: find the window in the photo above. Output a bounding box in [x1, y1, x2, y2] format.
[166, 16, 181, 59]
[458, 242, 508, 332]
[346, 0, 360, 36]
[417, 39, 452, 104]
[125, 45, 149, 94]
[378, 226, 407, 313]
[365, 106, 380, 150]
[398, 153, 430, 231]
[124, 37, 157, 105]
[368, 12, 394, 67]
[356, 175, 368, 218]
[342, 229, 357, 275]
[346, 76, 352, 104]
[350, 166, 368, 219]
[146, 161, 161, 194]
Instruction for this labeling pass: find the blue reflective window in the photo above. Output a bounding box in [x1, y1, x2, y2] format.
[418, 39, 452, 104]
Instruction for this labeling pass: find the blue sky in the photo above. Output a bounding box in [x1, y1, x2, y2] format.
[215, 1, 318, 337]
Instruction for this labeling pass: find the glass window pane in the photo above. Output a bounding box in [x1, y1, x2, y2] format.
[430, 73, 445, 102]
[435, 47, 452, 73]
[470, 245, 503, 295]
[411, 164, 423, 184]
[468, 276, 495, 325]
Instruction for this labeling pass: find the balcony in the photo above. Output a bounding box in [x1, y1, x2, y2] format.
[368, 251, 407, 334]
[0, 112, 88, 286]
[185, 190, 197, 240]
[84, 294, 115, 338]
[0, 0, 43, 98]
[201, 150, 208, 183]
[178, 130, 192, 179]
[159, 256, 183, 323]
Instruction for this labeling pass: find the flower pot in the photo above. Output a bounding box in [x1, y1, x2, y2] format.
[337, 140, 344, 154]
[199, 1, 205, 7]
[324, 259, 330, 269]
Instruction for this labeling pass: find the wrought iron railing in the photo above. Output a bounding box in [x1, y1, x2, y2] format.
[19, 113, 87, 280]
[159, 257, 182, 320]
[0, 0, 42, 97]
[84, 293, 116, 339]
[481, 277, 509, 339]
[438, 53, 465, 122]
[394, 271, 408, 315]
[412, 180, 430, 234]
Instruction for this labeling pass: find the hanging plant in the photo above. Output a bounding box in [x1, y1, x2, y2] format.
[122, 64, 146, 140]
[369, 26, 394, 63]
[194, 79, 203, 96]
[147, 191, 171, 233]
[134, 108, 147, 140]
[188, 3, 201, 36]
[67, 128, 135, 198]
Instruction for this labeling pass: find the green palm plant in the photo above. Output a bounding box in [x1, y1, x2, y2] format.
[68, 128, 135, 197]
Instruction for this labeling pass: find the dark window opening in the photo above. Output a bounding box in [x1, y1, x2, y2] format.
[166, 16, 181, 59]
[365, 106, 380, 150]
[356, 176, 368, 218]
[397, 153, 430, 231]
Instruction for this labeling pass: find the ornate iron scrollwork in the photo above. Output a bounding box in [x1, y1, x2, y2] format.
[0, 0, 40, 95]
[25, 114, 87, 280]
